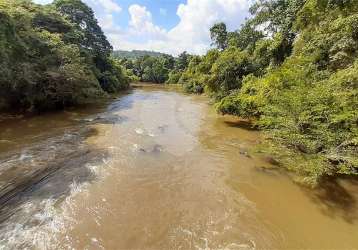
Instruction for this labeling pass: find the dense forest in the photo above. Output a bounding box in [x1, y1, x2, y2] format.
[0, 0, 129, 112]
[165, 0, 358, 185]
[113, 50, 168, 59]
[0, 0, 357, 185]
[118, 51, 192, 83]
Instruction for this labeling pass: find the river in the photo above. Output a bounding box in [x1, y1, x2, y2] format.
[0, 85, 357, 249]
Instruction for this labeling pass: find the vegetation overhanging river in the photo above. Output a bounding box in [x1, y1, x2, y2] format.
[0, 84, 357, 249]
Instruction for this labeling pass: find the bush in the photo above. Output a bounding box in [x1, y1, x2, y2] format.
[178, 0, 358, 184]
[0, 0, 129, 112]
[166, 71, 182, 84]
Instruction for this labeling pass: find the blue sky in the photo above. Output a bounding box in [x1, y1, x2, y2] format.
[108, 0, 183, 30]
[33, 0, 252, 55]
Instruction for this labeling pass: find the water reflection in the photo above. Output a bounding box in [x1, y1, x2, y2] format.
[305, 178, 358, 223]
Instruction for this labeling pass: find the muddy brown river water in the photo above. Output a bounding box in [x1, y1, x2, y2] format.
[0, 85, 358, 249]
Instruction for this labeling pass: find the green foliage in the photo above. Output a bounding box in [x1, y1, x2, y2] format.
[166, 71, 182, 84]
[53, 0, 112, 55]
[96, 57, 130, 93]
[207, 47, 254, 95]
[178, 0, 358, 184]
[119, 51, 192, 84]
[210, 22, 228, 50]
[0, 0, 129, 111]
[1, 0, 357, 183]
[122, 55, 173, 83]
[257, 59, 358, 185]
[113, 49, 167, 59]
[229, 22, 264, 52]
[176, 52, 216, 93]
[142, 59, 168, 83]
[175, 51, 191, 71]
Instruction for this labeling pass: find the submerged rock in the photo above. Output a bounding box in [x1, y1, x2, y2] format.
[134, 144, 164, 154]
[239, 148, 251, 158]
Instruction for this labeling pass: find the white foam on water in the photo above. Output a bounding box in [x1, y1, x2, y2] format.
[102, 158, 110, 165]
[135, 128, 144, 135]
[224, 242, 256, 250]
[86, 159, 111, 180]
[0, 170, 101, 249]
[108, 146, 120, 152]
[19, 152, 32, 161]
[132, 144, 140, 152]
[0, 198, 66, 249]
[87, 163, 101, 175]
[84, 117, 95, 122]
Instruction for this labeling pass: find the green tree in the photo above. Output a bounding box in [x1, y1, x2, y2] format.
[250, 0, 306, 63]
[207, 47, 254, 95]
[210, 22, 228, 50]
[177, 0, 358, 184]
[53, 0, 112, 55]
[0, 0, 129, 111]
[230, 22, 264, 51]
[175, 51, 191, 71]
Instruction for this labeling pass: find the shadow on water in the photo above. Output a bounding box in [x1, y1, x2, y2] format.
[303, 177, 358, 223]
[223, 120, 258, 131]
[198, 104, 358, 229]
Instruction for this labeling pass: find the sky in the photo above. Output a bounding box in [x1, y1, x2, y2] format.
[33, 0, 252, 55]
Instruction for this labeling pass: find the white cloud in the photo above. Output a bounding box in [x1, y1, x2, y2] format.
[128, 4, 166, 39]
[110, 0, 251, 55]
[166, 0, 250, 54]
[33, 0, 52, 4]
[86, 0, 122, 13]
[34, 0, 121, 13]
[32, 0, 251, 55]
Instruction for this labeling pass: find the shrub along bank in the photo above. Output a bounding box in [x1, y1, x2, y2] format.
[168, 0, 358, 185]
[0, 0, 130, 112]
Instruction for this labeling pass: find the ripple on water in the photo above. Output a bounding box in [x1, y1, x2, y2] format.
[2, 87, 357, 249]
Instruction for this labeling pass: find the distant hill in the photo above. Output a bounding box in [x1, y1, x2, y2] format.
[113, 50, 168, 59]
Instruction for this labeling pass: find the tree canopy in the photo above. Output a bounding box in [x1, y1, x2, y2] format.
[54, 0, 113, 55]
[0, 0, 129, 111]
[169, 0, 358, 185]
[210, 22, 228, 50]
[116, 51, 192, 84]
[1, 0, 357, 185]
